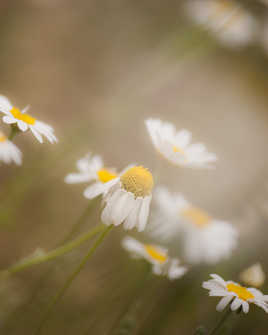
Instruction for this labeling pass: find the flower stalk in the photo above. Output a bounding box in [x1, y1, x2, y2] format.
[8, 124, 20, 141]
[208, 307, 234, 335]
[1, 224, 106, 278]
[35, 224, 113, 334]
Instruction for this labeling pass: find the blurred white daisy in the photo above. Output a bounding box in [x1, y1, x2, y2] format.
[147, 186, 186, 241]
[185, 0, 257, 48]
[101, 166, 154, 232]
[148, 186, 237, 264]
[145, 119, 217, 168]
[122, 236, 187, 280]
[240, 263, 265, 288]
[0, 131, 22, 165]
[0, 95, 57, 143]
[203, 274, 268, 314]
[65, 152, 120, 200]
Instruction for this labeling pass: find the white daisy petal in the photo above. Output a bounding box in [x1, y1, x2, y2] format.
[123, 200, 141, 230]
[83, 182, 106, 199]
[216, 296, 233, 312]
[3, 116, 16, 124]
[231, 298, 242, 311]
[0, 95, 13, 114]
[241, 301, 249, 314]
[137, 196, 151, 232]
[30, 126, 43, 143]
[65, 173, 94, 184]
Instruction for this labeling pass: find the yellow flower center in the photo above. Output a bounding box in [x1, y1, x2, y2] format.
[227, 283, 254, 301]
[97, 169, 118, 183]
[120, 166, 154, 198]
[0, 133, 7, 142]
[144, 245, 167, 264]
[173, 145, 185, 155]
[10, 107, 36, 125]
[181, 207, 211, 227]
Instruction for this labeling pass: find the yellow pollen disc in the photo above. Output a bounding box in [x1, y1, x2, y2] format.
[227, 283, 254, 301]
[173, 145, 185, 155]
[120, 166, 154, 198]
[97, 169, 118, 183]
[182, 207, 211, 227]
[10, 107, 36, 125]
[0, 133, 7, 142]
[144, 245, 167, 264]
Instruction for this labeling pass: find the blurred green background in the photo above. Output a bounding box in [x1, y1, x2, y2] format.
[1, 0, 268, 334]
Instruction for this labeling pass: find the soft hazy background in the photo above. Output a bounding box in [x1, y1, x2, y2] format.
[1, 0, 268, 334]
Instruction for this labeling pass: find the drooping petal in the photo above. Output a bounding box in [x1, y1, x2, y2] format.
[216, 296, 233, 312]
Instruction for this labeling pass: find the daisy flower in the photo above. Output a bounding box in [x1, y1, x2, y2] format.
[122, 236, 187, 280]
[148, 186, 237, 264]
[101, 166, 154, 232]
[65, 152, 120, 200]
[145, 119, 217, 168]
[184, 0, 257, 48]
[0, 95, 57, 144]
[240, 263, 265, 288]
[147, 186, 186, 241]
[203, 274, 268, 314]
[0, 131, 22, 165]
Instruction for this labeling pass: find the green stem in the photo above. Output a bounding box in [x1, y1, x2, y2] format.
[208, 308, 233, 335]
[60, 200, 97, 244]
[1, 224, 105, 278]
[35, 225, 113, 334]
[8, 125, 20, 141]
[109, 262, 152, 335]
[1, 203, 96, 334]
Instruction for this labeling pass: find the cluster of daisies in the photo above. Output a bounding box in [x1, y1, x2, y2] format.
[0, 95, 57, 166]
[65, 118, 268, 315]
[65, 118, 219, 279]
[0, 91, 266, 318]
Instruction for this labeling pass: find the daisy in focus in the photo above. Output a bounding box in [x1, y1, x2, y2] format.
[0, 95, 57, 144]
[101, 166, 154, 232]
[0, 131, 22, 165]
[203, 274, 268, 313]
[122, 236, 187, 280]
[65, 152, 119, 199]
[148, 186, 238, 264]
[185, 0, 257, 48]
[145, 119, 217, 168]
[240, 263, 265, 288]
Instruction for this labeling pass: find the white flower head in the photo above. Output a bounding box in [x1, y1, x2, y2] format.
[145, 119, 217, 168]
[240, 263, 265, 288]
[178, 194, 237, 264]
[203, 274, 268, 314]
[147, 186, 187, 241]
[101, 166, 154, 232]
[122, 236, 187, 280]
[185, 0, 257, 48]
[148, 186, 237, 264]
[0, 131, 22, 165]
[65, 152, 120, 200]
[0, 95, 57, 144]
